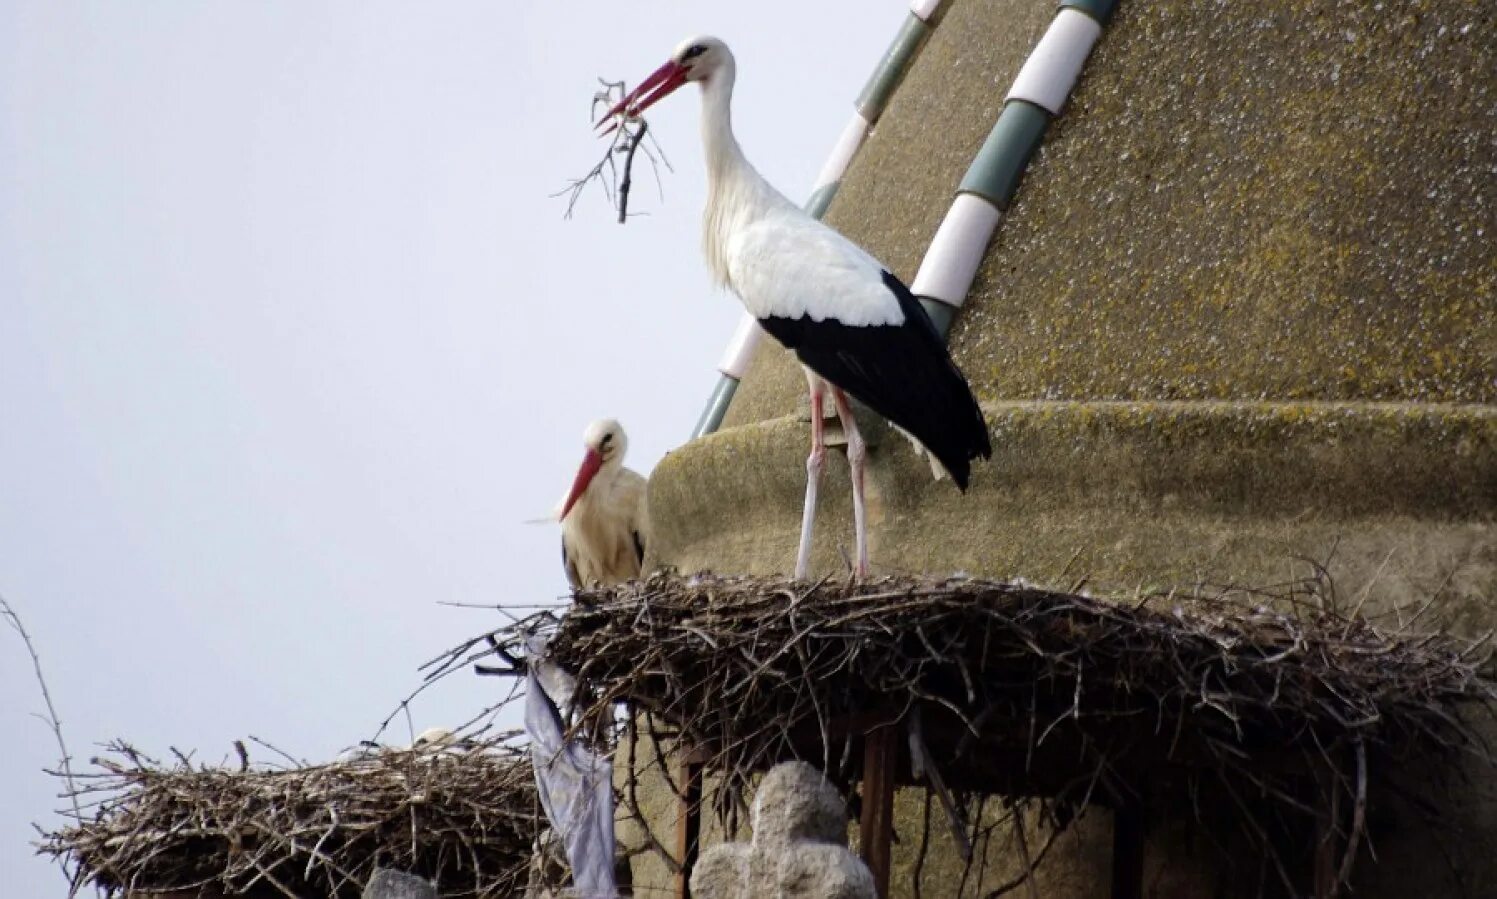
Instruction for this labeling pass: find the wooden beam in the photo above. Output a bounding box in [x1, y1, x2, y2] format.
[1110, 798, 1145, 899]
[859, 724, 900, 898]
[1312, 776, 1342, 899]
[674, 754, 705, 899]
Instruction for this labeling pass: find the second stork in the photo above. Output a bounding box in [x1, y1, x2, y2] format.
[559, 419, 649, 588]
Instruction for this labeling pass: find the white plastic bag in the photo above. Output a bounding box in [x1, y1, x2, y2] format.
[523, 636, 617, 898]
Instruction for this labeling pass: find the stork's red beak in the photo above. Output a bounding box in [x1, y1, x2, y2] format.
[596, 60, 688, 134]
[560, 449, 604, 519]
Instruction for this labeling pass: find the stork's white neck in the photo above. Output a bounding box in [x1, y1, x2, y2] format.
[697, 63, 793, 289]
[698, 67, 746, 182]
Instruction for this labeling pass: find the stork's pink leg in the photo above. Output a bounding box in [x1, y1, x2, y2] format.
[795, 384, 826, 580]
[831, 388, 869, 580]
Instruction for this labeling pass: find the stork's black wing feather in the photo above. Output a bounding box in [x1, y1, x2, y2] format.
[632, 530, 645, 566]
[758, 271, 991, 489]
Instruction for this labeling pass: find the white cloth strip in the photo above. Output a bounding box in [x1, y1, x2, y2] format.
[717, 314, 764, 379]
[1005, 8, 1103, 115]
[811, 111, 872, 192]
[909, 0, 943, 22]
[909, 193, 1002, 307]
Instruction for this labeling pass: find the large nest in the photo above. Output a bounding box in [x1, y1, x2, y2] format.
[447, 572, 1497, 896]
[42, 738, 540, 898]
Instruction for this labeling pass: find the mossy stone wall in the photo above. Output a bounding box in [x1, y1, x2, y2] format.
[726, 0, 1494, 425]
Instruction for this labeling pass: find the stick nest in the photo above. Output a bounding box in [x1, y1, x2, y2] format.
[453, 571, 1496, 895]
[41, 739, 540, 898]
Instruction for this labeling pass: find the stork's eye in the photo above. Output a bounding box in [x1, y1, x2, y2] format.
[682, 44, 707, 61]
[601, 434, 614, 446]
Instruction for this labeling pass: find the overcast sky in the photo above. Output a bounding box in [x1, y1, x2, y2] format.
[0, 1, 905, 892]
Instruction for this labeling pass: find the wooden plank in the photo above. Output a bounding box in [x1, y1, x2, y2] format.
[1313, 780, 1341, 899]
[1110, 799, 1145, 899]
[859, 724, 900, 898]
[674, 755, 704, 899]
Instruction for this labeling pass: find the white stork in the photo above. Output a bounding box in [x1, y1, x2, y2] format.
[603, 37, 990, 580]
[412, 727, 457, 750]
[558, 419, 649, 588]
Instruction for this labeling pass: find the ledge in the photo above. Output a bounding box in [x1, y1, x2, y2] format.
[648, 400, 1496, 613]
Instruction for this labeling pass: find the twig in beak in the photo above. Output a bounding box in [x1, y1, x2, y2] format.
[552, 78, 673, 223]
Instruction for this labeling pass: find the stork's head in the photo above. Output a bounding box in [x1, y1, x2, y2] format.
[600, 36, 733, 126]
[583, 418, 628, 464]
[560, 419, 628, 519]
[670, 36, 732, 84]
[413, 727, 455, 750]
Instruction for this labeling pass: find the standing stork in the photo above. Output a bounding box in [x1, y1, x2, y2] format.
[603, 37, 990, 580]
[558, 419, 649, 588]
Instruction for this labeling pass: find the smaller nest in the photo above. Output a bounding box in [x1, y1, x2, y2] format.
[450, 571, 1497, 895]
[42, 738, 540, 898]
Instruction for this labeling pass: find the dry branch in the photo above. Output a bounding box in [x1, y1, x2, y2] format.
[1, 592, 82, 823]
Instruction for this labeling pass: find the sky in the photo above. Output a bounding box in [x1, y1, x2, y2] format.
[0, 1, 905, 893]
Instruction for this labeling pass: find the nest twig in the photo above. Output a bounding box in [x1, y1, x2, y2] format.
[441, 571, 1496, 896]
[2, 593, 83, 823]
[41, 736, 540, 898]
